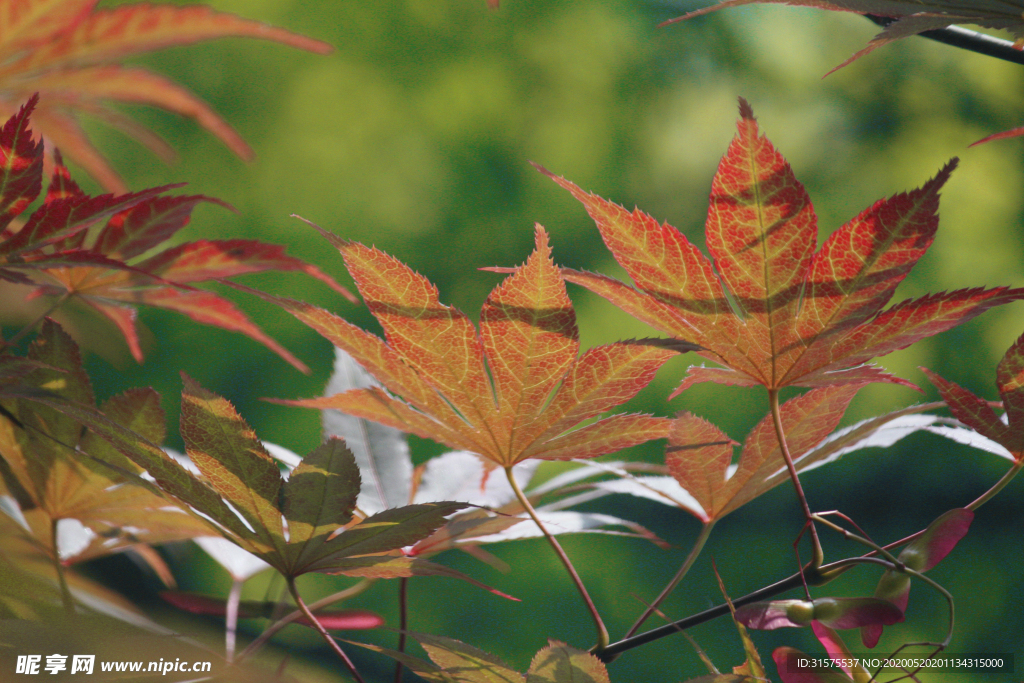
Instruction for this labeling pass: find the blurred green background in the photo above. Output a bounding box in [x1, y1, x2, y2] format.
[10, 0, 1024, 680]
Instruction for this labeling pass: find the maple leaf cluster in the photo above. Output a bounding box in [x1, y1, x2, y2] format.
[206, 99, 1020, 679]
[529, 101, 1018, 674]
[0, 320, 213, 570]
[3, 320, 501, 590]
[2, 85, 1021, 682]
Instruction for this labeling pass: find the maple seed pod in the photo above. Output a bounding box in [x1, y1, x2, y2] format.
[873, 572, 911, 604]
[784, 600, 816, 626]
[810, 598, 841, 624]
[896, 545, 926, 571]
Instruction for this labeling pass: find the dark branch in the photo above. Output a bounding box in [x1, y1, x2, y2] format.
[596, 570, 807, 662]
[866, 14, 1024, 65]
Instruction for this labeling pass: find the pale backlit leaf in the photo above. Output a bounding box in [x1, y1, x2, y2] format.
[322, 346, 413, 515]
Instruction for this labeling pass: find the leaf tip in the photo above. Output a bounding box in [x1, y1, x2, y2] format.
[532, 222, 552, 250]
[530, 160, 556, 180]
[737, 97, 754, 121]
[292, 214, 350, 247]
[969, 126, 1024, 147]
[930, 157, 959, 190]
[179, 370, 198, 392]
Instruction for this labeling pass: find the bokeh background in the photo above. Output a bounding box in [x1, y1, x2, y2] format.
[6, 0, 1024, 680]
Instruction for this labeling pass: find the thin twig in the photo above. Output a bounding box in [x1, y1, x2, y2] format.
[597, 434, 1013, 662]
[967, 460, 1022, 510]
[625, 521, 714, 638]
[768, 389, 822, 565]
[237, 578, 375, 663]
[598, 569, 811, 662]
[504, 466, 609, 651]
[286, 577, 366, 683]
[393, 577, 409, 683]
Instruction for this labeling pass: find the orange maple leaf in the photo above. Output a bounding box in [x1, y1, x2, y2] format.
[257, 222, 693, 468]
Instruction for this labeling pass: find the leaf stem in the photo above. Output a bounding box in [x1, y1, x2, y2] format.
[504, 466, 609, 651]
[393, 577, 408, 683]
[51, 518, 75, 616]
[286, 577, 366, 683]
[817, 459, 1023, 582]
[237, 578, 375, 663]
[624, 521, 714, 638]
[225, 579, 243, 662]
[968, 460, 1022, 511]
[767, 389, 822, 565]
[812, 514, 901, 566]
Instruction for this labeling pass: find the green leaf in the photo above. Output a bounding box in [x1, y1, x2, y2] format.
[179, 372, 285, 553]
[526, 641, 610, 683]
[15, 354, 491, 596]
[77, 388, 165, 477]
[280, 437, 359, 553]
[416, 633, 524, 683]
[301, 503, 469, 573]
[0, 321, 217, 563]
[345, 640, 457, 683]
[13, 383, 261, 547]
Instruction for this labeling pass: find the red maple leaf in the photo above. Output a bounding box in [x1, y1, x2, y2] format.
[0, 97, 356, 371]
[256, 222, 693, 468]
[666, 384, 863, 523]
[0, 0, 331, 192]
[923, 331, 1024, 462]
[541, 99, 1023, 395]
